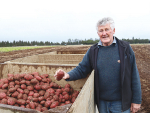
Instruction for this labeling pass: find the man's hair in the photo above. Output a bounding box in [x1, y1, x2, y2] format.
[96, 17, 115, 31]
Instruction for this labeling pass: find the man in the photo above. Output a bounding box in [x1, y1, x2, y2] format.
[54, 17, 142, 113]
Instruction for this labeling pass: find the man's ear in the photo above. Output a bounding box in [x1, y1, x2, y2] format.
[113, 28, 115, 34]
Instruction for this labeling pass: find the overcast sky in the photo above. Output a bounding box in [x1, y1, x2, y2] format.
[0, 0, 150, 43]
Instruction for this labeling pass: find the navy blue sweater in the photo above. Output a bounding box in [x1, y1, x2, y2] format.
[97, 42, 121, 101]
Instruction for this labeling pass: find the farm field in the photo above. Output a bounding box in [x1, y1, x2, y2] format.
[0, 44, 149, 113]
[0, 46, 53, 52]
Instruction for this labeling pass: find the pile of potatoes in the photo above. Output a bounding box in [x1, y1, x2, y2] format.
[0, 72, 79, 112]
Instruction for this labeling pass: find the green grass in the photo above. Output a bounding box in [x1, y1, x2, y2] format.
[0, 46, 51, 52]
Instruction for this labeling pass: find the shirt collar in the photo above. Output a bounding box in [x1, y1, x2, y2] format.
[98, 36, 116, 46]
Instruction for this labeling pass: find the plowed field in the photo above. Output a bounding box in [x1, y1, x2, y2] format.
[0, 44, 149, 113]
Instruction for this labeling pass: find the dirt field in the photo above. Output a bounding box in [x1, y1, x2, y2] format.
[0, 44, 149, 113]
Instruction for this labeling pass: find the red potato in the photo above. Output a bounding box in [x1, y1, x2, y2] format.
[56, 71, 64, 81]
[37, 103, 43, 108]
[27, 96, 33, 101]
[2, 78, 9, 84]
[9, 82, 15, 86]
[25, 81, 31, 85]
[56, 89, 62, 94]
[44, 92, 50, 99]
[47, 78, 52, 83]
[53, 83, 59, 88]
[64, 87, 70, 93]
[47, 88, 55, 94]
[15, 80, 20, 85]
[24, 74, 34, 80]
[2, 83, 8, 89]
[34, 102, 38, 107]
[17, 93, 23, 99]
[65, 100, 71, 104]
[15, 85, 20, 89]
[71, 97, 76, 103]
[9, 85, 15, 88]
[9, 87, 16, 93]
[27, 85, 34, 91]
[0, 89, 7, 93]
[7, 76, 14, 81]
[46, 97, 51, 101]
[26, 104, 30, 108]
[59, 94, 63, 99]
[65, 84, 71, 88]
[40, 100, 45, 105]
[53, 95, 59, 101]
[21, 84, 26, 89]
[39, 90, 45, 96]
[49, 82, 54, 88]
[64, 94, 70, 100]
[62, 91, 68, 95]
[11, 91, 19, 98]
[36, 107, 41, 112]
[29, 101, 35, 109]
[55, 92, 60, 96]
[60, 103, 66, 106]
[0, 92, 7, 99]
[8, 98, 17, 105]
[20, 105, 25, 108]
[38, 96, 44, 101]
[35, 75, 42, 81]
[41, 84, 49, 90]
[20, 80, 26, 84]
[14, 74, 20, 80]
[41, 107, 48, 112]
[17, 88, 24, 94]
[17, 99, 26, 105]
[24, 89, 29, 94]
[33, 93, 40, 98]
[31, 72, 39, 76]
[58, 98, 62, 103]
[0, 81, 4, 88]
[50, 101, 59, 108]
[1, 98, 8, 104]
[61, 98, 65, 103]
[26, 100, 30, 104]
[42, 74, 49, 78]
[42, 78, 47, 83]
[20, 74, 25, 78]
[32, 98, 39, 102]
[31, 78, 38, 84]
[23, 94, 27, 100]
[28, 91, 34, 96]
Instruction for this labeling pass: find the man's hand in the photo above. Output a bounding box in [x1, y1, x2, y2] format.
[54, 69, 70, 80]
[130, 103, 141, 113]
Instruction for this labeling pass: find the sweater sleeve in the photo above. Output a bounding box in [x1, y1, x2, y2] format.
[129, 45, 142, 104]
[66, 49, 93, 81]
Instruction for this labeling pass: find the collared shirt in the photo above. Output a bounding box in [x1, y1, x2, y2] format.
[98, 36, 116, 46]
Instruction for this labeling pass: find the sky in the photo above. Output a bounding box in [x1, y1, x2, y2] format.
[0, 0, 150, 43]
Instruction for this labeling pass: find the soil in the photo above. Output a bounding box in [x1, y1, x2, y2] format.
[0, 44, 149, 113]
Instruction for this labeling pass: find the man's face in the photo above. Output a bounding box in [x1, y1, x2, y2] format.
[97, 24, 115, 46]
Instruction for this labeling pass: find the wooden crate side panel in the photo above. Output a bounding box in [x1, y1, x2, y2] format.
[67, 71, 95, 113]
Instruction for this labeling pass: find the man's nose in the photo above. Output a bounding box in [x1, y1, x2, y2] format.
[102, 31, 106, 35]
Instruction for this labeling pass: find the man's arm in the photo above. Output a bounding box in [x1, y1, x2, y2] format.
[54, 49, 93, 81]
[129, 45, 142, 112]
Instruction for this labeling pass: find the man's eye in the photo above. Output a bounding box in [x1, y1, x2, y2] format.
[106, 29, 109, 31]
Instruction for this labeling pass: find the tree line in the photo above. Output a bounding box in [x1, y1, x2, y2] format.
[0, 38, 149, 47]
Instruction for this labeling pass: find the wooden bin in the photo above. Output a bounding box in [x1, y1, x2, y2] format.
[0, 63, 96, 113]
